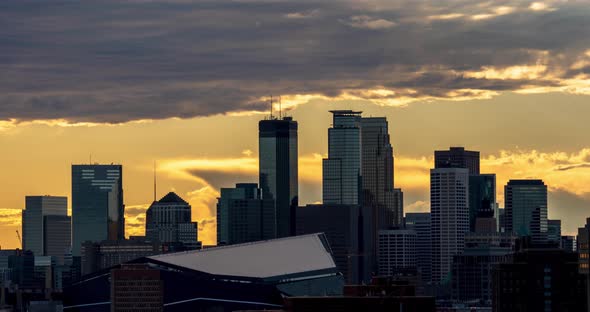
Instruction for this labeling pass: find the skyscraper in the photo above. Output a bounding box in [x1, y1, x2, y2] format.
[259, 116, 298, 238]
[22, 196, 69, 261]
[361, 117, 402, 228]
[72, 164, 124, 256]
[430, 167, 470, 285]
[434, 147, 480, 175]
[504, 179, 548, 243]
[145, 192, 199, 248]
[469, 174, 497, 232]
[323, 110, 362, 205]
[216, 183, 275, 245]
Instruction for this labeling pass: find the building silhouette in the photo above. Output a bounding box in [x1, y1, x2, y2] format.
[504, 179, 548, 243]
[493, 249, 587, 312]
[216, 183, 275, 245]
[323, 110, 362, 205]
[469, 174, 498, 232]
[377, 229, 416, 277]
[430, 167, 469, 285]
[71, 164, 124, 256]
[259, 116, 298, 238]
[65, 234, 344, 311]
[297, 204, 370, 284]
[434, 147, 480, 174]
[452, 232, 517, 305]
[361, 117, 402, 229]
[22, 196, 70, 262]
[405, 213, 432, 285]
[146, 192, 199, 248]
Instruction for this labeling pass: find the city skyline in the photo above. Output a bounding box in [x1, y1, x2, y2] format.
[1, 101, 589, 249]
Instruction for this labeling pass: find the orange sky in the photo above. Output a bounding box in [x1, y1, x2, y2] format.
[1, 93, 590, 249]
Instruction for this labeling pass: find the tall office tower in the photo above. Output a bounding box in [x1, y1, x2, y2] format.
[468, 174, 497, 232]
[504, 179, 548, 243]
[405, 213, 432, 284]
[216, 183, 275, 245]
[361, 117, 401, 227]
[434, 147, 480, 174]
[377, 229, 416, 276]
[145, 192, 199, 248]
[323, 110, 362, 205]
[431, 167, 469, 285]
[22, 196, 69, 261]
[72, 164, 124, 256]
[259, 116, 298, 238]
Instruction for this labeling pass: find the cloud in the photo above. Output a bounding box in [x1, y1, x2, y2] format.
[1, 0, 589, 123]
[343, 15, 397, 30]
[529, 2, 556, 12]
[285, 9, 320, 19]
[0, 209, 22, 227]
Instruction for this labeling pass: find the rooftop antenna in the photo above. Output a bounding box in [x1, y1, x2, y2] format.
[153, 160, 157, 202]
[89, 154, 92, 165]
[270, 95, 274, 119]
[279, 95, 282, 119]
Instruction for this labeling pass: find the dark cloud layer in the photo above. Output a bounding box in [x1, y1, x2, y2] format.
[1, 0, 590, 123]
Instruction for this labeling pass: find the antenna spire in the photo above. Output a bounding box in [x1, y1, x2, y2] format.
[153, 160, 157, 202]
[279, 96, 282, 118]
[270, 95, 274, 119]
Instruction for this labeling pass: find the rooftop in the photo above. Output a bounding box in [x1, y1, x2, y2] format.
[148, 233, 337, 279]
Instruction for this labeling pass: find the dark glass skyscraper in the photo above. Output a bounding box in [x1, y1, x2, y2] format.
[361, 117, 401, 228]
[72, 164, 124, 256]
[216, 183, 275, 245]
[505, 179, 548, 243]
[435, 147, 480, 175]
[468, 174, 497, 231]
[323, 111, 362, 205]
[259, 117, 298, 238]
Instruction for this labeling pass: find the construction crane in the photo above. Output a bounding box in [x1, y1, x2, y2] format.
[15, 230, 22, 247]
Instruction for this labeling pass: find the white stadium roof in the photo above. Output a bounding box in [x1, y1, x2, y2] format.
[148, 233, 337, 279]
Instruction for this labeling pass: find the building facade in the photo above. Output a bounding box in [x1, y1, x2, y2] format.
[323, 110, 362, 205]
[430, 168, 470, 285]
[469, 174, 497, 232]
[296, 204, 368, 284]
[22, 196, 68, 257]
[547, 219, 562, 246]
[111, 264, 164, 312]
[216, 183, 275, 245]
[405, 213, 432, 284]
[72, 164, 124, 256]
[504, 179, 548, 243]
[259, 116, 298, 238]
[145, 192, 199, 247]
[493, 249, 587, 312]
[451, 232, 516, 305]
[434, 147, 480, 175]
[377, 229, 416, 277]
[43, 215, 71, 264]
